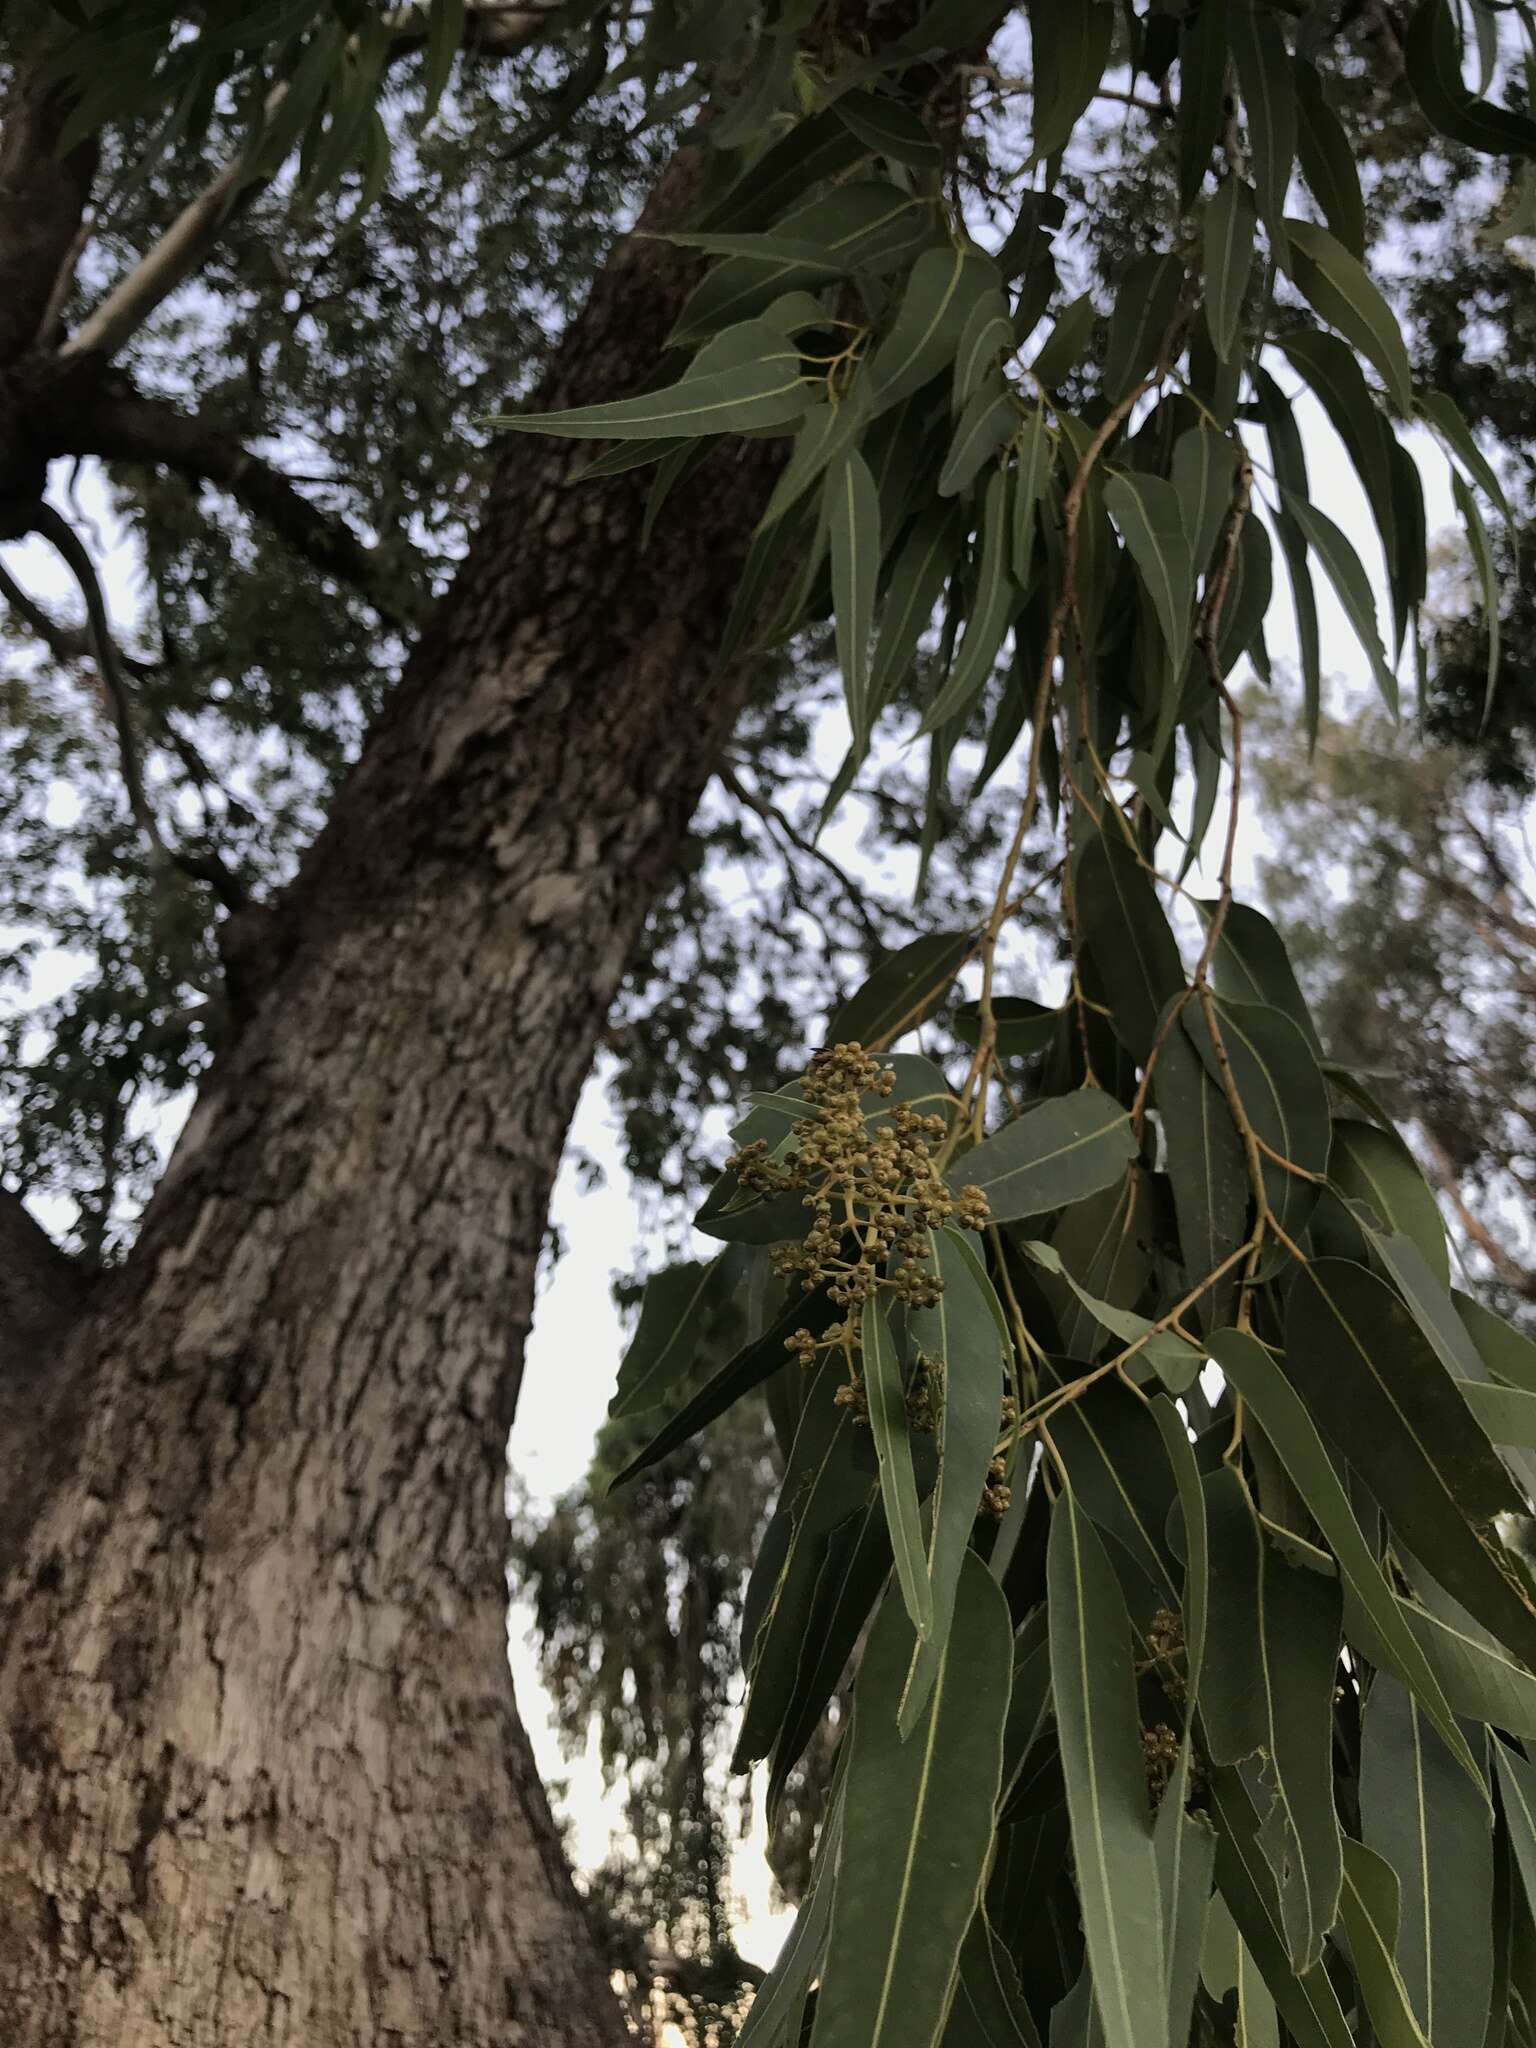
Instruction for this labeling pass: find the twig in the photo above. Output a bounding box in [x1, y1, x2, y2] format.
[718, 760, 884, 949]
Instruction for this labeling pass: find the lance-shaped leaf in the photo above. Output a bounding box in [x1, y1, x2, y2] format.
[1157, 1762, 1217, 2048]
[1230, 0, 1296, 256]
[1022, 1239, 1201, 1392]
[496, 329, 811, 439]
[610, 1248, 741, 1416]
[1184, 995, 1330, 1250]
[868, 242, 1000, 413]
[955, 995, 1060, 1059]
[1105, 472, 1197, 682]
[1027, 0, 1115, 159]
[610, 1285, 839, 1486]
[1418, 389, 1514, 528]
[1252, 372, 1323, 740]
[1294, 57, 1366, 257]
[942, 1911, 1043, 2048]
[1202, 1894, 1281, 2048]
[864, 1294, 934, 1638]
[940, 383, 1017, 499]
[1048, 1489, 1169, 2048]
[900, 1228, 1011, 1731]
[1041, 1169, 1154, 1367]
[1197, 900, 1322, 1054]
[1464, 1385, 1536, 1450]
[1173, 423, 1240, 580]
[1361, 1674, 1495, 2048]
[953, 287, 1015, 409]
[1204, 178, 1257, 362]
[1460, 1294, 1536, 1395]
[735, 1362, 881, 1769]
[1200, 1466, 1342, 1967]
[1285, 1259, 1536, 1668]
[1210, 1773, 1355, 2048]
[1453, 470, 1503, 728]
[1153, 1001, 1247, 1329]
[1280, 219, 1415, 412]
[1048, 1366, 1181, 1609]
[1210, 1329, 1483, 1783]
[1179, 0, 1230, 207]
[1033, 293, 1096, 389]
[1339, 1839, 1434, 2048]
[1073, 829, 1187, 1067]
[829, 450, 881, 745]
[828, 929, 974, 1049]
[1280, 486, 1401, 713]
[835, 87, 943, 169]
[921, 464, 1016, 732]
[1013, 405, 1053, 579]
[870, 500, 961, 708]
[1103, 252, 1186, 399]
[704, 106, 870, 232]
[759, 376, 877, 532]
[1405, 0, 1536, 158]
[1495, 1741, 1536, 1946]
[954, 1088, 1137, 1223]
[1349, 1589, 1536, 1739]
[813, 1555, 1012, 2048]
[739, 1776, 846, 2048]
[1332, 1120, 1448, 1282]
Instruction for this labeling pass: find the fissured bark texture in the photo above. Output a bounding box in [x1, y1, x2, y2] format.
[0, 147, 783, 2045]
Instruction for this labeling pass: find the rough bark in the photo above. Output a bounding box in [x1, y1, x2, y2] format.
[0, 146, 785, 2046]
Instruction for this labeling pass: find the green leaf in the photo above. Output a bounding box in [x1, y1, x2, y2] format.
[1049, 1490, 1169, 2048]
[813, 1556, 1012, 2048]
[1184, 996, 1330, 1251]
[496, 335, 810, 440]
[1179, 0, 1230, 209]
[1012, 406, 1053, 579]
[954, 996, 1060, 1059]
[1198, 901, 1321, 1054]
[1105, 474, 1197, 681]
[920, 464, 1016, 731]
[1463, 1385, 1536, 1451]
[1280, 220, 1416, 413]
[1350, 1590, 1536, 1739]
[739, 1775, 845, 2048]
[863, 1295, 934, 1638]
[1073, 829, 1186, 1068]
[609, 1286, 838, 1486]
[421, 0, 465, 124]
[1156, 1750, 1218, 2048]
[1210, 1328, 1483, 1784]
[1209, 1773, 1356, 2048]
[1104, 252, 1186, 400]
[1417, 391, 1514, 528]
[1027, 0, 1116, 160]
[1230, 0, 1296, 257]
[952, 1088, 1137, 1222]
[1251, 372, 1323, 742]
[610, 1250, 739, 1416]
[1022, 1240, 1202, 1392]
[942, 1912, 1042, 2048]
[1032, 293, 1096, 390]
[1279, 487, 1400, 714]
[1294, 58, 1366, 258]
[953, 289, 1017, 410]
[829, 450, 882, 744]
[940, 384, 1018, 498]
[1332, 1121, 1448, 1283]
[1173, 424, 1240, 579]
[871, 501, 961, 708]
[1494, 1742, 1536, 1947]
[868, 243, 1000, 413]
[835, 87, 943, 168]
[1339, 1839, 1434, 2048]
[1048, 1367, 1181, 1607]
[1285, 1260, 1536, 1667]
[1204, 179, 1258, 362]
[704, 106, 871, 232]
[1361, 1675, 1495, 2048]
[1404, 0, 1536, 158]
[828, 930, 974, 1049]
[1200, 1466, 1343, 1967]
[902, 1229, 1010, 1729]
[1453, 470, 1503, 730]
[1460, 1295, 1536, 1396]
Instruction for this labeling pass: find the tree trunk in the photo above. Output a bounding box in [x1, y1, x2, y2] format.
[0, 145, 785, 2046]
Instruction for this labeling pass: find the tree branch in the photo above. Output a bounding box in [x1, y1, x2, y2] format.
[63, 387, 428, 633]
[0, 557, 154, 675]
[0, 63, 99, 364]
[1419, 1126, 1536, 1303]
[0, 1186, 91, 1370]
[718, 759, 885, 949]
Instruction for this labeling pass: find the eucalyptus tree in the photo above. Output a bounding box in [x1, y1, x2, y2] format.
[5, 5, 1536, 2048]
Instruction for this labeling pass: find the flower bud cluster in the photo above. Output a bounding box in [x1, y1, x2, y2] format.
[726, 1042, 991, 1424]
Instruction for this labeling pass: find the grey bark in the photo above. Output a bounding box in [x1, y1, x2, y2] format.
[0, 144, 784, 2046]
